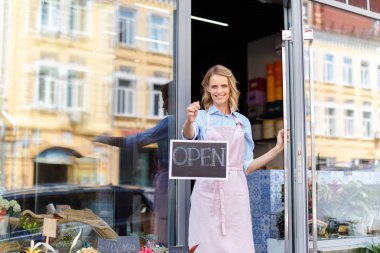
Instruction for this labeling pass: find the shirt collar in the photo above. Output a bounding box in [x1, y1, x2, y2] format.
[207, 105, 245, 128]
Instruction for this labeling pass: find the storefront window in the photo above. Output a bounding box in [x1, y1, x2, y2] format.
[304, 1, 380, 251]
[0, 0, 177, 252]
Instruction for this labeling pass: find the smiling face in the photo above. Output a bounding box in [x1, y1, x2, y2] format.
[206, 74, 230, 113]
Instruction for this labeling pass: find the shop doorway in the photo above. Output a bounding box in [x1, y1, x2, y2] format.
[191, 1, 286, 253]
[191, 0, 284, 116]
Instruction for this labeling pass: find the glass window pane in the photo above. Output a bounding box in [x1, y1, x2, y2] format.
[304, 1, 380, 250]
[370, 0, 380, 13]
[119, 8, 136, 45]
[348, 0, 367, 9]
[0, 0, 177, 251]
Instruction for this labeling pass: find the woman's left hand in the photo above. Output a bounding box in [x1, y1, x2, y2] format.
[275, 129, 285, 151]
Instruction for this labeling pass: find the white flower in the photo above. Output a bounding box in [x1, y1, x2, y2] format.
[0, 198, 10, 210]
[12, 203, 21, 212]
[0, 198, 21, 213]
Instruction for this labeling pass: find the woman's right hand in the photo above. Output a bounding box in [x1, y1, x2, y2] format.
[186, 101, 200, 123]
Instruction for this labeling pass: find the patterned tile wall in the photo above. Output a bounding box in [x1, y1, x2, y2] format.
[247, 169, 284, 253]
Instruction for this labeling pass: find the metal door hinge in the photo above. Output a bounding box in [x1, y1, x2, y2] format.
[282, 30, 292, 41]
[304, 27, 314, 40]
[282, 28, 314, 41]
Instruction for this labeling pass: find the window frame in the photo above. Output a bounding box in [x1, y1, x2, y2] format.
[360, 60, 371, 89]
[343, 104, 355, 138]
[68, 0, 89, 36]
[148, 13, 169, 53]
[148, 77, 170, 119]
[113, 73, 137, 117]
[324, 101, 337, 136]
[342, 57, 353, 86]
[362, 106, 373, 138]
[38, 0, 61, 34]
[64, 69, 86, 111]
[119, 7, 137, 46]
[35, 64, 60, 109]
[323, 53, 335, 83]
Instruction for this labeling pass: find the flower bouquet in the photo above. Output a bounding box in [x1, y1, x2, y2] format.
[0, 196, 21, 216]
[0, 196, 21, 235]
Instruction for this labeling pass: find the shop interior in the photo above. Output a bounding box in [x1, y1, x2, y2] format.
[191, 1, 286, 252]
[191, 0, 284, 162]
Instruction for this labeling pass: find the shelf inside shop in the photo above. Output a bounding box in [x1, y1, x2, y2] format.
[254, 138, 277, 143]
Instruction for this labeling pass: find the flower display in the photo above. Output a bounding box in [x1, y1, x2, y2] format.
[0, 196, 21, 216]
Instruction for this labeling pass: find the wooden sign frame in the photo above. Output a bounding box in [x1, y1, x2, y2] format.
[169, 140, 229, 180]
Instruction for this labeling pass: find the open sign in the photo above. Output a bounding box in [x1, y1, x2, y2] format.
[169, 140, 228, 180]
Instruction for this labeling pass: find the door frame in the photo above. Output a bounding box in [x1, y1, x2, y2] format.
[173, 0, 380, 250]
[174, 0, 192, 247]
[288, 0, 380, 252]
[285, 0, 310, 252]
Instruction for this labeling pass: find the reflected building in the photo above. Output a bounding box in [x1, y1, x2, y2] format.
[303, 1, 380, 170]
[0, 0, 175, 190]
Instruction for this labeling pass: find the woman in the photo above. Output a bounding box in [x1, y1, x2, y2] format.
[182, 65, 285, 253]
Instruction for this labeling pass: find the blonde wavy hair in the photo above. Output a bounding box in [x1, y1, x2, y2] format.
[201, 64, 240, 112]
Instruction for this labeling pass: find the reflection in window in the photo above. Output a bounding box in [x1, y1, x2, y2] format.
[361, 61, 370, 89]
[344, 107, 355, 137]
[302, 2, 309, 23]
[317, 157, 336, 170]
[348, 0, 367, 9]
[304, 50, 310, 80]
[40, 0, 61, 32]
[324, 54, 334, 83]
[37, 66, 59, 108]
[69, 0, 87, 35]
[371, 1, 380, 13]
[362, 107, 372, 138]
[66, 70, 85, 110]
[149, 14, 169, 53]
[342, 57, 353, 85]
[151, 83, 166, 118]
[324, 102, 336, 136]
[119, 8, 136, 46]
[114, 78, 136, 116]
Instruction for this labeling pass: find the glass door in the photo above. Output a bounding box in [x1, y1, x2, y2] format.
[0, 0, 183, 251]
[303, 1, 380, 252]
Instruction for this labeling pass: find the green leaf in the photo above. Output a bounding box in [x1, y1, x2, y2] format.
[69, 228, 82, 253]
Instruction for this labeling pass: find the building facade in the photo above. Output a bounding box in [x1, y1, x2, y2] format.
[0, 0, 380, 253]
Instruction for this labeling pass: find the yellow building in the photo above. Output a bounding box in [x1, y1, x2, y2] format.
[0, 0, 175, 190]
[304, 2, 380, 169]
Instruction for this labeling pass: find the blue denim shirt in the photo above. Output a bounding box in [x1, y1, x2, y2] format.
[183, 105, 254, 171]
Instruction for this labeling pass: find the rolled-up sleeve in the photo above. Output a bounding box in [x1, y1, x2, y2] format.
[181, 120, 199, 140]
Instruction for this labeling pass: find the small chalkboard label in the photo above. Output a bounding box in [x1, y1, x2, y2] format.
[117, 236, 140, 253]
[97, 238, 117, 253]
[169, 246, 189, 253]
[169, 140, 228, 180]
